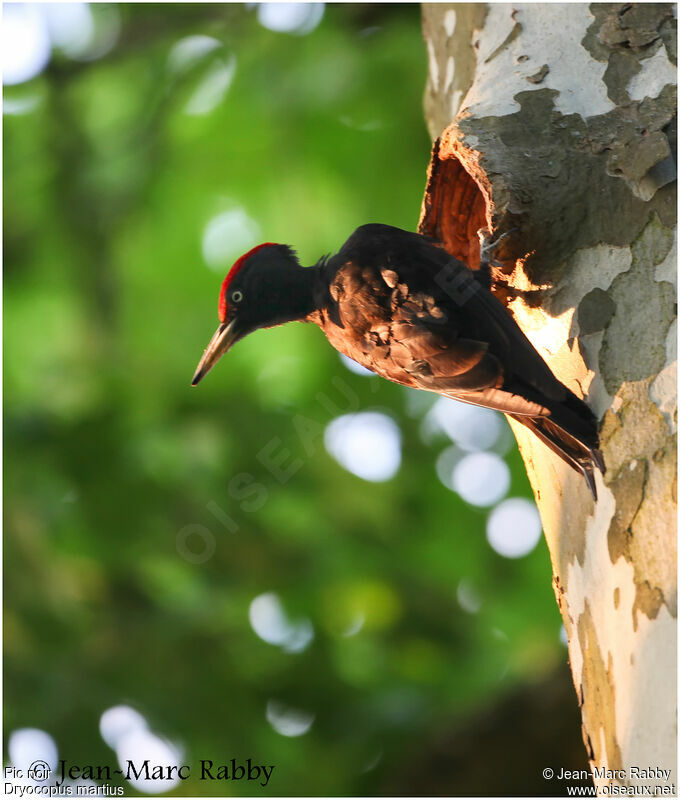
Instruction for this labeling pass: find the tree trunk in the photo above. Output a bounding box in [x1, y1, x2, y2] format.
[420, 3, 676, 791]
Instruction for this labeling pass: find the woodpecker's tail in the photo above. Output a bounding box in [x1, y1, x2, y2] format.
[509, 412, 604, 500]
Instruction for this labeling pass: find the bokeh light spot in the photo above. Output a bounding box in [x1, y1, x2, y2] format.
[404, 386, 437, 419]
[168, 35, 221, 72]
[185, 55, 236, 116]
[266, 700, 315, 737]
[202, 208, 261, 271]
[435, 444, 463, 490]
[339, 353, 373, 376]
[249, 592, 314, 653]
[43, 3, 95, 59]
[456, 579, 482, 614]
[452, 451, 510, 506]
[257, 3, 324, 35]
[341, 611, 365, 637]
[428, 397, 503, 451]
[8, 728, 58, 773]
[2, 4, 51, 85]
[3, 95, 40, 115]
[100, 706, 182, 795]
[115, 728, 182, 794]
[324, 412, 401, 482]
[486, 497, 542, 558]
[99, 705, 148, 750]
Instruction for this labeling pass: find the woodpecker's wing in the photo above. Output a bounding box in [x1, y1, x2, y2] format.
[385, 298, 556, 418]
[379, 275, 603, 497]
[333, 223, 567, 402]
[324, 224, 602, 496]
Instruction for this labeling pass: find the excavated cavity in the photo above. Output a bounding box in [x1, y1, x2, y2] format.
[419, 137, 491, 273]
[418, 128, 534, 318]
[420, 78, 675, 296]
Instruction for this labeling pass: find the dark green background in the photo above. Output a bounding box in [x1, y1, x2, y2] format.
[4, 4, 585, 795]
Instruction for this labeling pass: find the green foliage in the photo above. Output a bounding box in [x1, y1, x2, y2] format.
[4, 5, 563, 795]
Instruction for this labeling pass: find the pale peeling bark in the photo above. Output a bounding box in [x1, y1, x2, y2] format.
[421, 3, 676, 791]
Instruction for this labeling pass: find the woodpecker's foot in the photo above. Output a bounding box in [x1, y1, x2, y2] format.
[477, 228, 517, 269]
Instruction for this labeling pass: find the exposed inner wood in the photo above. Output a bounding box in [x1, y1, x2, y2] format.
[418, 135, 489, 272]
[418, 130, 530, 308]
[418, 138, 487, 269]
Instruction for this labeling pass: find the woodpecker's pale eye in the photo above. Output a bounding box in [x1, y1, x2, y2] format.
[231, 290, 244, 303]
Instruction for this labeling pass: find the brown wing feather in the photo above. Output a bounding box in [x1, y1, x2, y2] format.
[322, 262, 509, 395]
[441, 388, 551, 417]
[322, 256, 572, 420]
[314, 226, 602, 499]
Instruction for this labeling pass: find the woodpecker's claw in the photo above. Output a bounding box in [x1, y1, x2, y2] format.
[477, 228, 517, 269]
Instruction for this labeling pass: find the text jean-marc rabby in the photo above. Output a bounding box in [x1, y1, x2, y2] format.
[54, 758, 275, 787]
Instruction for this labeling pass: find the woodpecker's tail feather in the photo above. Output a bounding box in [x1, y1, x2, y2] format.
[442, 384, 604, 498]
[509, 414, 604, 500]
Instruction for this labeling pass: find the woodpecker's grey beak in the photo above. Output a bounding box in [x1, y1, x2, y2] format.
[191, 319, 239, 386]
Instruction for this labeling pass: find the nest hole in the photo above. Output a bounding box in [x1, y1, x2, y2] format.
[418, 135, 524, 277]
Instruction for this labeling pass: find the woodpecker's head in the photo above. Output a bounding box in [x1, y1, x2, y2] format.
[192, 242, 306, 385]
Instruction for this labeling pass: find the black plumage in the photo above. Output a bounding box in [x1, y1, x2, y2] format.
[192, 223, 604, 497]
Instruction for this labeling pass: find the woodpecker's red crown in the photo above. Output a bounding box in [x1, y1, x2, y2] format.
[218, 242, 277, 322]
